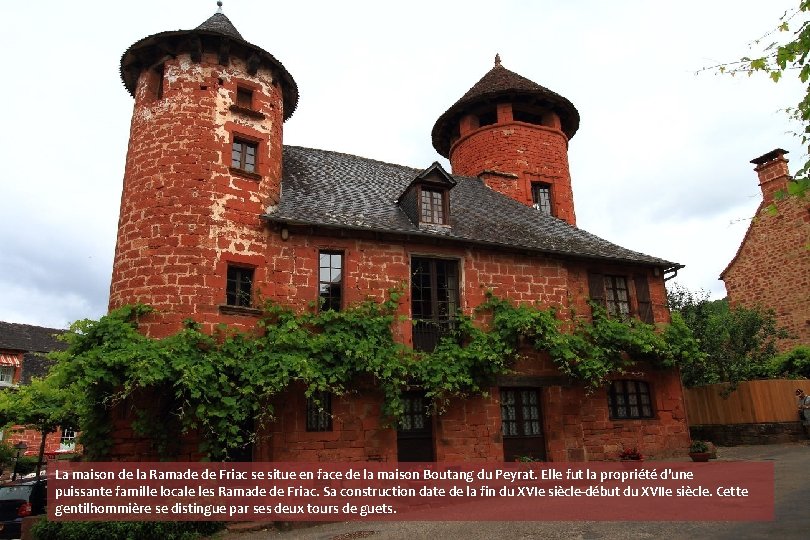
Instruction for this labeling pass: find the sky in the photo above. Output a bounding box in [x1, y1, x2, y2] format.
[0, 0, 806, 329]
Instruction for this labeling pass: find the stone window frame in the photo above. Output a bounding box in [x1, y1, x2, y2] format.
[318, 250, 344, 312]
[587, 271, 654, 324]
[229, 81, 266, 120]
[410, 256, 460, 352]
[500, 387, 543, 437]
[607, 379, 654, 420]
[306, 391, 333, 432]
[225, 264, 255, 308]
[531, 182, 553, 215]
[231, 137, 259, 174]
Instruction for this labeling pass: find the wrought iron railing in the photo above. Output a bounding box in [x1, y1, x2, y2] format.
[412, 319, 456, 352]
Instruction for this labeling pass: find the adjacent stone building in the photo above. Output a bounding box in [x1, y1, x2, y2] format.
[721, 149, 810, 351]
[107, 6, 690, 462]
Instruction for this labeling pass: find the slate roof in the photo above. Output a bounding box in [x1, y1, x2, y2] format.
[0, 322, 65, 354]
[265, 146, 678, 269]
[432, 60, 580, 157]
[120, 8, 298, 120]
[196, 11, 244, 40]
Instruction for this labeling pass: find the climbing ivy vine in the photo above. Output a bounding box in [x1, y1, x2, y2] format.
[35, 290, 701, 461]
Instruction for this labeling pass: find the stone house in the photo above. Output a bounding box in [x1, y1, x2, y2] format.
[107, 6, 690, 462]
[720, 149, 810, 352]
[0, 321, 76, 457]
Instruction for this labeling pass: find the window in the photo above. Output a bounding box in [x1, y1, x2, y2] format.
[59, 428, 76, 451]
[420, 188, 447, 225]
[399, 393, 428, 432]
[604, 275, 630, 319]
[231, 138, 257, 173]
[478, 108, 497, 127]
[318, 251, 343, 311]
[608, 380, 654, 419]
[500, 388, 542, 437]
[588, 272, 655, 323]
[0, 366, 13, 386]
[531, 182, 552, 215]
[306, 391, 332, 431]
[236, 87, 253, 109]
[411, 257, 459, 351]
[226, 265, 254, 307]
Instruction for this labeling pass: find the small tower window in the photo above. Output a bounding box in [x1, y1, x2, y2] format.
[231, 138, 257, 173]
[236, 87, 254, 109]
[531, 182, 552, 215]
[420, 188, 447, 224]
[513, 108, 544, 125]
[478, 108, 497, 127]
[226, 265, 254, 307]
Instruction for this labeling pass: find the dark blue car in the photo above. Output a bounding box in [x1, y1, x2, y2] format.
[0, 477, 46, 539]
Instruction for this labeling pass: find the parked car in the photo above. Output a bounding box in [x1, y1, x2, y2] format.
[0, 476, 46, 539]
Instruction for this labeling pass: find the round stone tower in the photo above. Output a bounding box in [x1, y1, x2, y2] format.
[431, 55, 579, 225]
[110, 5, 298, 336]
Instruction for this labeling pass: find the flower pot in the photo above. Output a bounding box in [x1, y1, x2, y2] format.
[689, 452, 711, 462]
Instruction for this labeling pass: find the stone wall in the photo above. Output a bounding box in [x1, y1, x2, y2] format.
[721, 150, 810, 351]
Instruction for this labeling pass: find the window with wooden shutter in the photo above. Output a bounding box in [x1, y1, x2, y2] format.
[587, 272, 606, 309]
[634, 275, 654, 324]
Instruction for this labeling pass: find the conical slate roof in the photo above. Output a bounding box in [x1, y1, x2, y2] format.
[195, 11, 243, 40]
[120, 6, 298, 120]
[432, 58, 579, 157]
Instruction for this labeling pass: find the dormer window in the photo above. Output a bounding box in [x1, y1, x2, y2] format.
[397, 162, 456, 228]
[421, 188, 447, 224]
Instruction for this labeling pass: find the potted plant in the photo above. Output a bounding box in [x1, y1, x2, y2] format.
[618, 447, 644, 462]
[688, 440, 711, 462]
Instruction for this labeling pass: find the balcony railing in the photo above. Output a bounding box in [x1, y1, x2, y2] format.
[412, 319, 456, 352]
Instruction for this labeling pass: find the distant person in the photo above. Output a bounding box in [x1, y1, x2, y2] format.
[796, 388, 810, 438]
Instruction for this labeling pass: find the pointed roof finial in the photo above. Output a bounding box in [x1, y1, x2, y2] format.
[494, 53, 501, 67]
[217, 1, 223, 13]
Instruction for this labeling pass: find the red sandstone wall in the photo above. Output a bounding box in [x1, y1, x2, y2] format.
[259, 383, 396, 463]
[212, 232, 687, 463]
[449, 121, 576, 225]
[723, 197, 810, 351]
[109, 53, 284, 338]
[4, 427, 77, 458]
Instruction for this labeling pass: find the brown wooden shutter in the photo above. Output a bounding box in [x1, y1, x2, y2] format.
[634, 275, 654, 323]
[587, 272, 606, 310]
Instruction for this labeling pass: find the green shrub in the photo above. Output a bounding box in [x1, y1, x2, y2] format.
[32, 520, 225, 540]
[0, 441, 17, 472]
[14, 455, 39, 476]
[770, 345, 810, 378]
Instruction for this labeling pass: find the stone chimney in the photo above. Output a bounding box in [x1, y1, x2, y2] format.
[750, 148, 790, 205]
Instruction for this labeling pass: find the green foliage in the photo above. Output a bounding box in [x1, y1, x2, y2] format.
[667, 284, 788, 388]
[15, 291, 700, 461]
[769, 345, 810, 378]
[689, 440, 710, 453]
[31, 520, 224, 540]
[14, 455, 39, 476]
[0, 441, 16, 471]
